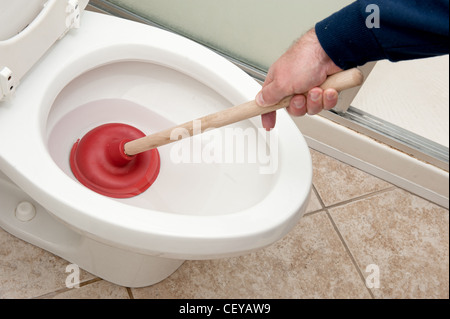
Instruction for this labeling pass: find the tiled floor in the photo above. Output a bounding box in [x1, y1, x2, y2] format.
[0, 149, 448, 299]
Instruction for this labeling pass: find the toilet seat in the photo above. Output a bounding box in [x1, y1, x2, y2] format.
[0, 0, 89, 101]
[0, 9, 312, 260]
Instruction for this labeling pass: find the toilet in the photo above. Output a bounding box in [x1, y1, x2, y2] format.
[0, 0, 312, 287]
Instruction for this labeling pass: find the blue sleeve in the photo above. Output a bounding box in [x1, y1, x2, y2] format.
[315, 0, 449, 69]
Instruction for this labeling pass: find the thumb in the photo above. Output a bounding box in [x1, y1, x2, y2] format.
[256, 81, 289, 107]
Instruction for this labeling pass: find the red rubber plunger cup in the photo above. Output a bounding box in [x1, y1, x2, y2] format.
[69, 123, 160, 198]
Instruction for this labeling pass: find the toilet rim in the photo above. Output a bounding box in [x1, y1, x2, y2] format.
[0, 13, 312, 256]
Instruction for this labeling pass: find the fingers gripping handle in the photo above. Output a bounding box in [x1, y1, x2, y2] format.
[124, 68, 364, 155]
[247, 67, 364, 115]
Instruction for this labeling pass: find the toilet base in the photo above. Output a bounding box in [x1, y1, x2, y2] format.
[0, 170, 184, 288]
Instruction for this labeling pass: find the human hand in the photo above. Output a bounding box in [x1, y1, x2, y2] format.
[255, 28, 343, 130]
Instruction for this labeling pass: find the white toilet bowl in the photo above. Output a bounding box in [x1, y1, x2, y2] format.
[0, 1, 312, 287]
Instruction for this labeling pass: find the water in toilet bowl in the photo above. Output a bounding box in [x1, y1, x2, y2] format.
[46, 61, 277, 216]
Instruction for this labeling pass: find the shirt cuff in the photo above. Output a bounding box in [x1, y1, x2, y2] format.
[315, 1, 387, 69]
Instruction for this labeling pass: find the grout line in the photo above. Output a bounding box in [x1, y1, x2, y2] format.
[79, 277, 103, 287]
[31, 277, 102, 299]
[324, 186, 397, 210]
[325, 209, 376, 299]
[306, 184, 395, 215]
[32, 291, 60, 299]
[302, 208, 326, 217]
[310, 182, 390, 298]
[312, 184, 326, 209]
[126, 287, 135, 299]
[301, 185, 327, 217]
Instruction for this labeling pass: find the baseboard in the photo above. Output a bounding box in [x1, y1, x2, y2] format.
[293, 114, 449, 209]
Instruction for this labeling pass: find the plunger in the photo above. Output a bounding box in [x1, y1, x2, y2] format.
[70, 68, 363, 198]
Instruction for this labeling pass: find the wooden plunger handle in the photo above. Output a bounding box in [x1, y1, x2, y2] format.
[124, 68, 364, 156]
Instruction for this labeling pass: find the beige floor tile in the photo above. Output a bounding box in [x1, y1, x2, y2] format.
[0, 228, 95, 299]
[131, 211, 371, 299]
[310, 149, 392, 206]
[329, 188, 449, 299]
[306, 187, 323, 214]
[50, 280, 130, 299]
